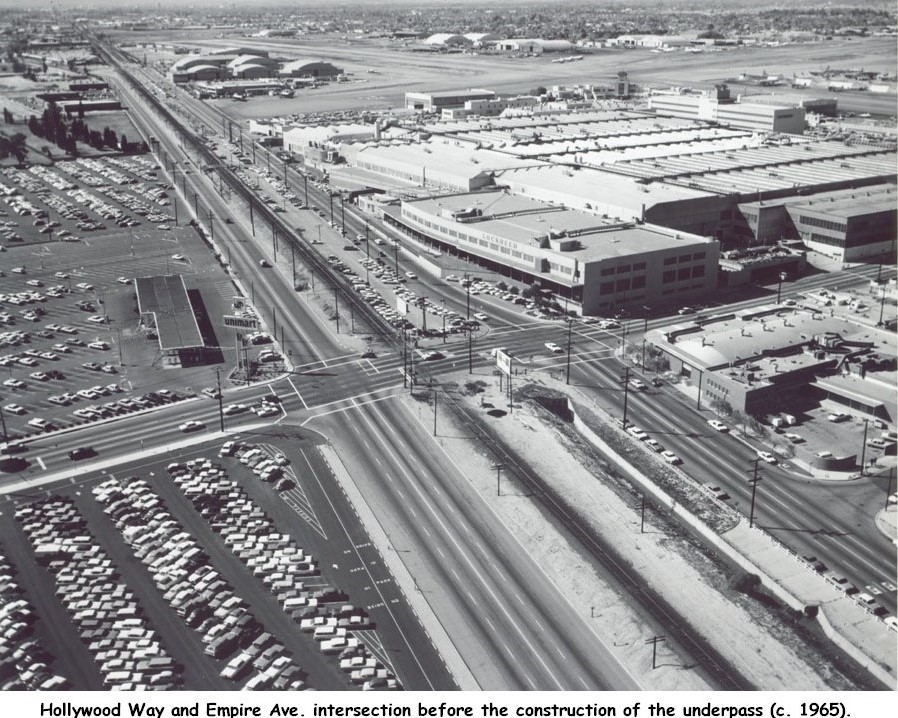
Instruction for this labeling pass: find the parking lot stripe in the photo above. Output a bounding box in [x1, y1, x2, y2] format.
[36, 456, 46, 470]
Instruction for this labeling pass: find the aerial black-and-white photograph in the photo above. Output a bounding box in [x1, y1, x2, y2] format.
[0, 0, 895, 695]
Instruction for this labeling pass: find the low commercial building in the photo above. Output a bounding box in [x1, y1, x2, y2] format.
[135, 275, 206, 367]
[646, 305, 892, 417]
[441, 95, 539, 119]
[383, 190, 719, 315]
[282, 123, 383, 164]
[405, 89, 495, 112]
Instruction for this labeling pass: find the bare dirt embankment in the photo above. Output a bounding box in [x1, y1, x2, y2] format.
[402, 371, 877, 690]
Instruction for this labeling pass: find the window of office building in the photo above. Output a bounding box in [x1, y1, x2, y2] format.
[633, 262, 646, 271]
[678, 268, 691, 281]
[663, 270, 676, 283]
[616, 278, 631, 292]
[601, 266, 616, 276]
[692, 265, 705, 278]
[616, 264, 631, 274]
[600, 281, 615, 295]
[632, 275, 646, 290]
[678, 254, 692, 263]
[664, 256, 677, 266]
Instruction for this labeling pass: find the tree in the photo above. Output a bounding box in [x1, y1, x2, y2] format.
[521, 286, 537, 299]
[496, 280, 508, 291]
[709, 397, 734, 418]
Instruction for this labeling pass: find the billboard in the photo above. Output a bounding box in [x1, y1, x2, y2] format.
[495, 349, 513, 375]
[223, 314, 259, 330]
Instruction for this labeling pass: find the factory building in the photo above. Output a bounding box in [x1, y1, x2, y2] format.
[283, 123, 384, 164]
[383, 190, 718, 316]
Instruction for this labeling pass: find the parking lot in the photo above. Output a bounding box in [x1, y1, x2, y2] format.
[0, 427, 445, 690]
[0, 156, 259, 441]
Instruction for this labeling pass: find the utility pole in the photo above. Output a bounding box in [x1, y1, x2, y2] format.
[393, 241, 399, 276]
[192, 192, 198, 216]
[216, 369, 224, 432]
[465, 275, 471, 319]
[468, 329, 473, 373]
[329, 193, 334, 225]
[303, 174, 308, 206]
[333, 286, 339, 334]
[493, 463, 504, 496]
[645, 636, 666, 670]
[340, 195, 345, 235]
[172, 197, 178, 225]
[291, 244, 296, 287]
[272, 225, 278, 259]
[886, 467, 895, 511]
[748, 459, 762, 529]
[877, 283, 887, 327]
[565, 318, 573, 385]
[402, 332, 408, 388]
[640, 493, 647, 533]
[0, 401, 7, 443]
[432, 383, 438, 436]
[208, 211, 214, 241]
[620, 367, 631, 428]
[860, 418, 869, 475]
[249, 201, 255, 236]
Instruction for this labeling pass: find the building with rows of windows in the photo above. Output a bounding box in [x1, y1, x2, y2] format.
[383, 190, 719, 315]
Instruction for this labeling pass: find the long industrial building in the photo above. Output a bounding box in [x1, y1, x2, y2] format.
[383, 190, 719, 315]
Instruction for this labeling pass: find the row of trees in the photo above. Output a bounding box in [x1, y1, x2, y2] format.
[19, 101, 147, 158]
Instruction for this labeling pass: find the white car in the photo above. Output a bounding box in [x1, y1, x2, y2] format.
[178, 420, 205, 433]
[75, 282, 93, 291]
[661, 450, 682, 465]
[171, 254, 186, 262]
[223, 404, 247, 416]
[116, 277, 131, 285]
[473, 312, 488, 321]
[255, 405, 280, 418]
[87, 315, 107, 324]
[544, 342, 563, 354]
[629, 379, 647, 391]
[404, 272, 417, 279]
[644, 439, 663, 453]
[626, 426, 648, 440]
[707, 419, 729, 433]
[3, 404, 26, 415]
[757, 451, 777, 464]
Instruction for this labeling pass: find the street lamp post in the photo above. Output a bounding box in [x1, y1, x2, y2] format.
[776, 271, 788, 304]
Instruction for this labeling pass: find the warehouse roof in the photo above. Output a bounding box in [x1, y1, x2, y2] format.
[787, 185, 897, 218]
[135, 275, 203, 352]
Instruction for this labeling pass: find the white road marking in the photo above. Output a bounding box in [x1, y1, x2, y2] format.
[36, 456, 46, 470]
[286, 377, 308, 410]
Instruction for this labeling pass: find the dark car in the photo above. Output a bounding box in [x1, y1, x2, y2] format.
[68, 447, 97, 461]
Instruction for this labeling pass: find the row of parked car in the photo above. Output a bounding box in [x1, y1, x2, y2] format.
[92, 476, 306, 689]
[172, 445, 400, 690]
[0, 552, 69, 691]
[14, 497, 177, 690]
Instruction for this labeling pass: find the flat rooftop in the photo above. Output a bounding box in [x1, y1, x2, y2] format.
[406, 190, 714, 264]
[739, 183, 897, 218]
[788, 185, 897, 218]
[135, 275, 203, 352]
[649, 307, 865, 369]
